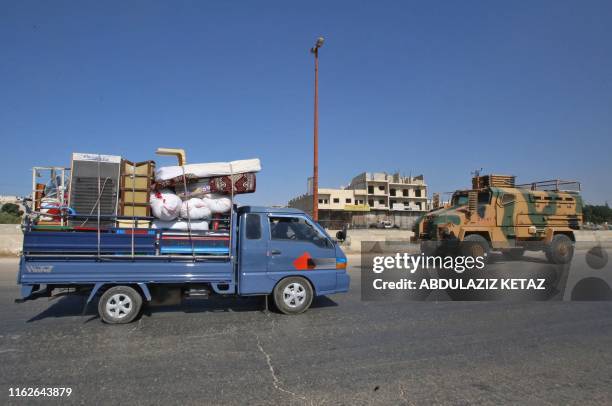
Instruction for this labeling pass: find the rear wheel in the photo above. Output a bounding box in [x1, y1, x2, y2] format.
[273, 277, 313, 315]
[98, 286, 143, 324]
[545, 234, 574, 264]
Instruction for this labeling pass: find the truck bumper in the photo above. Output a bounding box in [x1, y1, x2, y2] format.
[336, 270, 350, 293]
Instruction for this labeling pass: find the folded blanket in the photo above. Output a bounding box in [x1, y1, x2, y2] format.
[155, 158, 261, 182]
[171, 173, 257, 196]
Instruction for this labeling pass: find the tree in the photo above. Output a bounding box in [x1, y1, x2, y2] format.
[0, 203, 23, 224]
[0, 203, 23, 217]
[583, 203, 612, 224]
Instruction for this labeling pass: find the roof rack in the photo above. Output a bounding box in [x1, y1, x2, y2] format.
[515, 179, 581, 192]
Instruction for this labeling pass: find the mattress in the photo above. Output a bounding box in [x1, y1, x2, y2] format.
[155, 158, 261, 182]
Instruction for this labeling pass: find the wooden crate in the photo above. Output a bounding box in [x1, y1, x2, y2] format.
[116, 219, 152, 229]
[119, 160, 155, 218]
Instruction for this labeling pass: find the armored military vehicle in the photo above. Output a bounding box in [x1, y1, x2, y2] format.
[414, 175, 583, 263]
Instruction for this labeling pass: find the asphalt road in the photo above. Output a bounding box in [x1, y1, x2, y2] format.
[1, 256, 612, 405]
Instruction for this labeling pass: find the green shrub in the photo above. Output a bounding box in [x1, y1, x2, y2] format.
[0, 212, 21, 224]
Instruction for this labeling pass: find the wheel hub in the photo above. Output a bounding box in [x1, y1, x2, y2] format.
[105, 293, 132, 319]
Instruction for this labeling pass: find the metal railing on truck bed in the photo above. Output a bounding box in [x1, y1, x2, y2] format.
[22, 212, 235, 261]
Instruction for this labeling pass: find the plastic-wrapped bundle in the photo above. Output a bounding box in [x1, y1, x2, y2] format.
[150, 190, 182, 221]
[152, 220, 209, 231]
[202, 194, 232, 214]
[180, 198, 212, 220]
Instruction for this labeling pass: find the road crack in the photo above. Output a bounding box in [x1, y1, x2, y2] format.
[255, 333, 307, 402]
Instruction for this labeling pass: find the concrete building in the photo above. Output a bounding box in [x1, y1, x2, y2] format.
[288, 172, 429, 229]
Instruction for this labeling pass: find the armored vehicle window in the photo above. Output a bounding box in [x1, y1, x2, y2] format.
[501, 193, 516, 205]
[452, 194, 469, 206]
[246, 214, 261, 239]
[478, 192, 491, 204]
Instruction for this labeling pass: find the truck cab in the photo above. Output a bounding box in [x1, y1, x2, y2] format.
[236, 206, 350, 299]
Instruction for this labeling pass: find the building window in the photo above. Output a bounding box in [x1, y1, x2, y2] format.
[368, 199, 374, 206]
[415, 189, 422, 197]
[402, 189, 409, 196]
[345, 198, 352, 203]
[416, 202, 422, 210]
[379, 199, 385, 205]
[368, 186, 374, 194]
[333, 198, 340, 203]
[318, 199, 324, 204]
[390, 189, 396, 196]
[378, 186, 385, 191]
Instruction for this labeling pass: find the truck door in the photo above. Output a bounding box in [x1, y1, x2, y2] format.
[238, 212, 270, 295]
[267, 215, 338, 294]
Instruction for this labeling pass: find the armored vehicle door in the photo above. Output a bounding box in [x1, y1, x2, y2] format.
[496, 192, 518, 239]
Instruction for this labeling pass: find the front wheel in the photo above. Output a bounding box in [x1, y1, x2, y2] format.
[545, 234, 574, 264]
[273, 277, 314, 315]
[98, 286, 143, 324]
[460, 234, 490, 262]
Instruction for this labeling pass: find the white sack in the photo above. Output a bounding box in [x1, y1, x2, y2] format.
[180, 198, 212, 220]
[150, 190, 182, 221]
[155, 158, 261, 181]
[202, 194, 232, 214]
[152, 220, 209, 231]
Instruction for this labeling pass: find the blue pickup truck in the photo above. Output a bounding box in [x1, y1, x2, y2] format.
[17, 206, 350, 324]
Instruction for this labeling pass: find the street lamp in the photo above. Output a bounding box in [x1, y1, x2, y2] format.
[310, 36, 324, 222]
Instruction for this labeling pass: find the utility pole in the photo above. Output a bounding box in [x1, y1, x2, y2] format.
[310, 36, 324, 221]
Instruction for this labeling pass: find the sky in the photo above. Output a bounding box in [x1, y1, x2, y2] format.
[1, 0, 611, 206]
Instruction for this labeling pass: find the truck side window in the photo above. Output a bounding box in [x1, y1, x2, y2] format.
[269, 217, 331, 248]
[246, 214, 261, 239]
[501, 193, 515, 205]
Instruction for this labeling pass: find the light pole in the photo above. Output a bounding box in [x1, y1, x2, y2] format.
[310, 36, 324, 222]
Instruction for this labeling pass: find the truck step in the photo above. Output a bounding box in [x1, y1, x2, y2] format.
[185, 288, 211, 298]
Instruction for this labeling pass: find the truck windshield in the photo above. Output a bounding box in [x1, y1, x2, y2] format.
[451, 192, 491, 206]
[451, 194, 468, 206]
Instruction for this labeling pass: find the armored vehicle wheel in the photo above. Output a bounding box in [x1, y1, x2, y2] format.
[460, 234, 490, 262]
[546, 234, 574, 264]
[273, 277, 313, 315]
[502, 248, 525, 261]
[98, 286, 143, 324]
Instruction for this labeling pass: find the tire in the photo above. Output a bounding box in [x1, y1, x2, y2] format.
[460, 234, 490, 262]
[98, 286, 143, 324]
[273, 277, 314, 315]
[546, 234, 574, 264]
[502, 248, 525, 261]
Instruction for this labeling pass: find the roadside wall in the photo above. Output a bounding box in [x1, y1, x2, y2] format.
[337, 229, 612, 254]
[0, 224, 23, 256]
